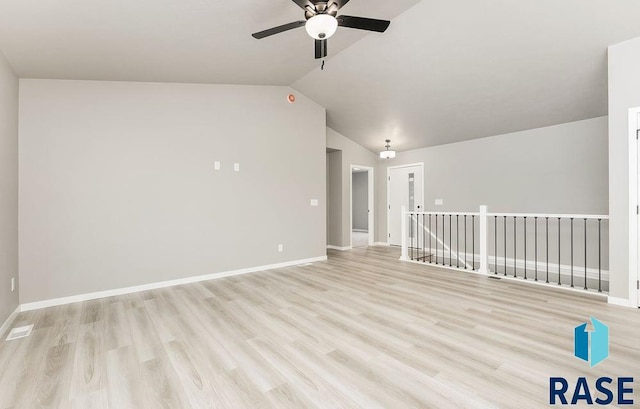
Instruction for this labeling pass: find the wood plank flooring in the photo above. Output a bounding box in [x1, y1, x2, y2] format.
[0, 246, 638, 408]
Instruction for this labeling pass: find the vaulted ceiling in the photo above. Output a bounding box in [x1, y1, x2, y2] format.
[1, 0, 639, 152]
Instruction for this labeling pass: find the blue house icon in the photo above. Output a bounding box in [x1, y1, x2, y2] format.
[574, 317, 609, 367]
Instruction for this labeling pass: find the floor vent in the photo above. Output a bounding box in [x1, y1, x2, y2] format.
[488, 276, 502, 280]
[5, 325, 34, 341]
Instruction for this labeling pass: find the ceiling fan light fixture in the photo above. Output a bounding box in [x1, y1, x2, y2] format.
[305, 14, 338, 40]
[380, 139, 396, 159]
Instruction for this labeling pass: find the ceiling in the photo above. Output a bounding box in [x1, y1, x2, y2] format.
[0, 0, 419, 85]
[0, 0, 639, 152]
[293, 0, 640, 151]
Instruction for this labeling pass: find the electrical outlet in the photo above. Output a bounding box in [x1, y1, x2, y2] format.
[234, 163, 240, 172]
[11, 277, 15, 292]
[278, 244, 283, 252]
[310, 199, 319, 207]
[214, 161, 221, 170]
[435, 199, 443, 205]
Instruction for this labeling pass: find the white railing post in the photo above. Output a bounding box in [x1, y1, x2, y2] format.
[479, 205, 489, 273]
[400, 205, 409, 261]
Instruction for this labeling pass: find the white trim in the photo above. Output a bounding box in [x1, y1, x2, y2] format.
[412, 249, 610, 282]
[350, 164, 375, 248]
[387, 162, 425, 246]
[403, 259, 609, 300]
[0, 305, 21, 339]
[20, 256, 328, 312]
[327, 245, 352, 251]
[631, 107, 640, 308]
[352, 229, 368, 233]
[488, 212, 609, 220]
[607, 296, 637, 308]
[373, 242, 390, 246]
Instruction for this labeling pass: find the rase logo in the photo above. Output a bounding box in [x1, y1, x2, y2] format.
[549, 317, 634, 406]
[574, 317, 609, 367]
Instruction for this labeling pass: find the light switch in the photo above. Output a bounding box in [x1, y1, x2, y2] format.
[310, 199, 319, 207]
[435, 199, 443, 205]
[234, 163, 240, 172]
[214, 161, 221, 170]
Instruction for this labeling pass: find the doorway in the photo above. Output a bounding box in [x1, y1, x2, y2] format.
[350, 165, 374, 248]
[387, 163, 424, 246]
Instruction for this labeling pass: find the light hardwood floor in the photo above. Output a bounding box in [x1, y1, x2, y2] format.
[0, 246, 638, 408]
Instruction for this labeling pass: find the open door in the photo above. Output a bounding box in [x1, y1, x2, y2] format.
[387, 163, 424, 246]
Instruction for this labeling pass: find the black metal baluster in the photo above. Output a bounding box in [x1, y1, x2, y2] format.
[570, 217, 574, 287]
[429, 214, 432, 263]
[598, 219, 602, 293]
[558, 217, 562, 285]
[435, 213, 438, 264]
[534, 217, 538, 281]
[464, 215, 468, 269]
[422, 213, 427, 263]
[472, 215, 475, 270]
[524, 216, 527, 280]
[546, 217, 549, 283]
[442, 214, 447, 266]
[457, 215, 460, 268]
[503, 216, 507, 276]
[584, 218, 588, 290]
[449, 215, 452, 266]
[494, 216, 497, 274]
[513, 216, 517, 277]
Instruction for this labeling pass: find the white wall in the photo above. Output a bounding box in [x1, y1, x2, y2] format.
[376, 117, 609, 242]
[19, 79, 326, 303]
[0, 50, 18, 327]
[326, 128, 377, 247]
[608, 36, 640, 303]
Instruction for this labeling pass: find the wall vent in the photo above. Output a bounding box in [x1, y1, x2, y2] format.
[5, 325, 34, 341]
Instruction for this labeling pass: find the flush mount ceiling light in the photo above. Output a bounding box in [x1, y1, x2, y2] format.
[305, 14, 338, 40]
[380, 139, 396, 159]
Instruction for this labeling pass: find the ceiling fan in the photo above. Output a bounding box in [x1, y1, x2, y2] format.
[251, 0, 391, 59]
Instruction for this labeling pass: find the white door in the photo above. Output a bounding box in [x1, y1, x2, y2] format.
[388, 164, 424, 246]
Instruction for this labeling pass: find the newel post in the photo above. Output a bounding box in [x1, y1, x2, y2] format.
[478, 205, 489, 273]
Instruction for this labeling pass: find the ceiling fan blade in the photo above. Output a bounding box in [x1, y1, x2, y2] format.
[337, 15, 391, 33]
[291, 0, 315, 11]
[315, 39, 327, 59]
[252, 21, 306, 39]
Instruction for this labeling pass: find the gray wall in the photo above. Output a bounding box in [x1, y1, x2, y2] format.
[0, 50, 18, 327]
[19, 79, 326, 303]
[326, 150, 342, 247]
[608, 36, 640, 302]
[352, 172, 368, 231]
[376, 117, 609, 242]
[326, 127, 377, 247]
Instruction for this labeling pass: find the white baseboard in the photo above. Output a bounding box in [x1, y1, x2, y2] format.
[20, 255, 328, 312]
[607, 296, 637, 308]
[0, 305, 21, 339]
[352, 229, 368, 233]
[373, 242, 390, 246]
[327, 245, 352, 251]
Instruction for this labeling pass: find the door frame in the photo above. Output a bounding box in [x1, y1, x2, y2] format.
[350, 165, 375, 247]
[630, 107, 640, 307]
[386, 162, 425, 245]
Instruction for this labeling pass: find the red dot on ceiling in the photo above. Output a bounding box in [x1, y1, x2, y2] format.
[287, 94, 296, 103]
